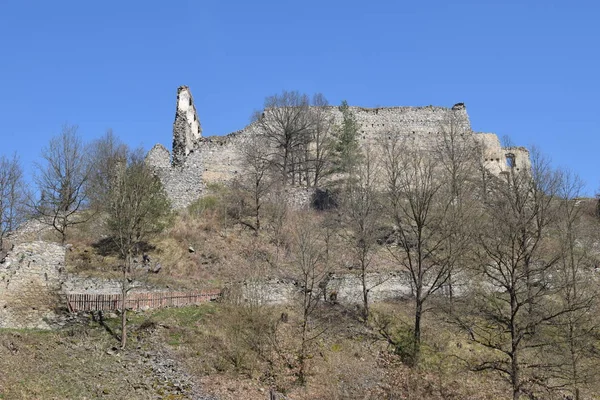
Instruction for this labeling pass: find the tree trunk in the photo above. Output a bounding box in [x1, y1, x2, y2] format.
[283, 147, 289, 186]
[511, 289, 520, 400]
[120, 255, 130, 349]
[413, 297, 422, 364]
[254, 191, 260, 233]
[121, 282, 127, 348]
[361, 269, 369, 323]
[298, 314, 308, 385]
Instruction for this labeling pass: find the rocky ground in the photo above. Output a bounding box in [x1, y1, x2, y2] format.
[0, 315, 216, 400]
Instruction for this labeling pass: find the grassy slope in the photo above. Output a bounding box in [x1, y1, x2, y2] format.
[1, 303, 511, 400]
[4, 198, 600, 399]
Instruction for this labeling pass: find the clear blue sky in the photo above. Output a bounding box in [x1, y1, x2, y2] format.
[1, 0, 598, 195]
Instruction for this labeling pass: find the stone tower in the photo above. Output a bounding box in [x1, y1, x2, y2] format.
[172, 86, 201, 166]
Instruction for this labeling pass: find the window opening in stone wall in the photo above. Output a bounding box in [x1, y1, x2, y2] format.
[505, 153, 515, 168]
[189, 98, 192, 106]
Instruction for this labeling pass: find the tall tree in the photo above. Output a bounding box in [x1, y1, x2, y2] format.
[433, 110, 482, 304]
[307, 93, 335, 187]
[105, 149, 171, 348]
[254, 91, 313, 186]
[340, 148, 381, 322]
[0, 153, 26, 249]
[87, 129, 128, 209]
[382, 135, 466, 365]
[32, 124, 91, 244]
[334, 100, 361, 175]
[290, 216, 330, 384]
[236, 134, 274, 233]
[543, 171, 599, 400]
[456, 148, 566, 400]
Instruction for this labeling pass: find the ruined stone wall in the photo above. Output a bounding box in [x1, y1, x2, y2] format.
[340, 104, 470, 147]
[146, 143, 204, 209]
[146, 85, 530, 209]
[197, 105, 473, 185]
[198, 127, 259, 184]
[476, 133, 531, 175]
[0, 240, 166, 329]
[172, 86, 202, 167]
[0, 241, 65, 329]
[197, 104, 529, 189]
[233, 272, 416, 305]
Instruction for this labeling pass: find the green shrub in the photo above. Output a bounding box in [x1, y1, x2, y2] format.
[188, 195, 219, 217]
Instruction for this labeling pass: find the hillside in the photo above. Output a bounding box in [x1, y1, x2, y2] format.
[2, 185, 600, 399]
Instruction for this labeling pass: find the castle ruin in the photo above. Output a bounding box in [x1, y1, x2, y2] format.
[147, 86, 530, 209]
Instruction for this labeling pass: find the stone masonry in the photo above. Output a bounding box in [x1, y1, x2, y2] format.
[0, 241, 164, 329]
[0, 241, 65, 329]
[147, 86, 531, 209]
[172, 86, 202, 167]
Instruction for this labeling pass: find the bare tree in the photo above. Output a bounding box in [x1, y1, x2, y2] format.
[0, 153, 26, 249]
[308, 93, 335, 187]
[87, 129, 128, 209]
[340, 148, 381, 322]
[433, 111, 483, 305]
[291, 216, 330, 384]
[455, 147, 568, 400]
[542, 171, 600, 400]
[32, 124, 92, 244]
[381, 135, 465, 364]
[254, 91, 313, 186]
[105, 149, 171, 348]
[236, 134, 274, 233]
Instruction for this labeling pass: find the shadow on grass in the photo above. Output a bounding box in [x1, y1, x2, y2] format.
[92, 237, 155, 257]
[92, 310, 119, 341]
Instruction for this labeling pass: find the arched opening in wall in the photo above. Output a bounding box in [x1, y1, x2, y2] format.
[189, 98, 192, 106]
[505, 153, 516, 169]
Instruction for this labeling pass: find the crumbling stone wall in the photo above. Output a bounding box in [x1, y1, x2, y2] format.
[146, 143, 204, 209]
[172, 86, 202, 167]
[233, 272, 416, 305]
[476, 133, 531, 175]
[0, 241, 65, 329]
[146, 86, 207, 209]
[146, 85, 530, 209]
[0, 240, 165, 329]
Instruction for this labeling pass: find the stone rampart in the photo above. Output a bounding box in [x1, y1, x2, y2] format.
[146, 86, 530, 209]
[147, 143, 204, 209]
[232, 272, 416, 305]
[0, 241, 167, 329]
[0, 241, 65, 329]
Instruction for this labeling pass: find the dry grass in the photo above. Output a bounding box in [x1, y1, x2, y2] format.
[8, 191, 599, 399]
[129, 301, 517, 400]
